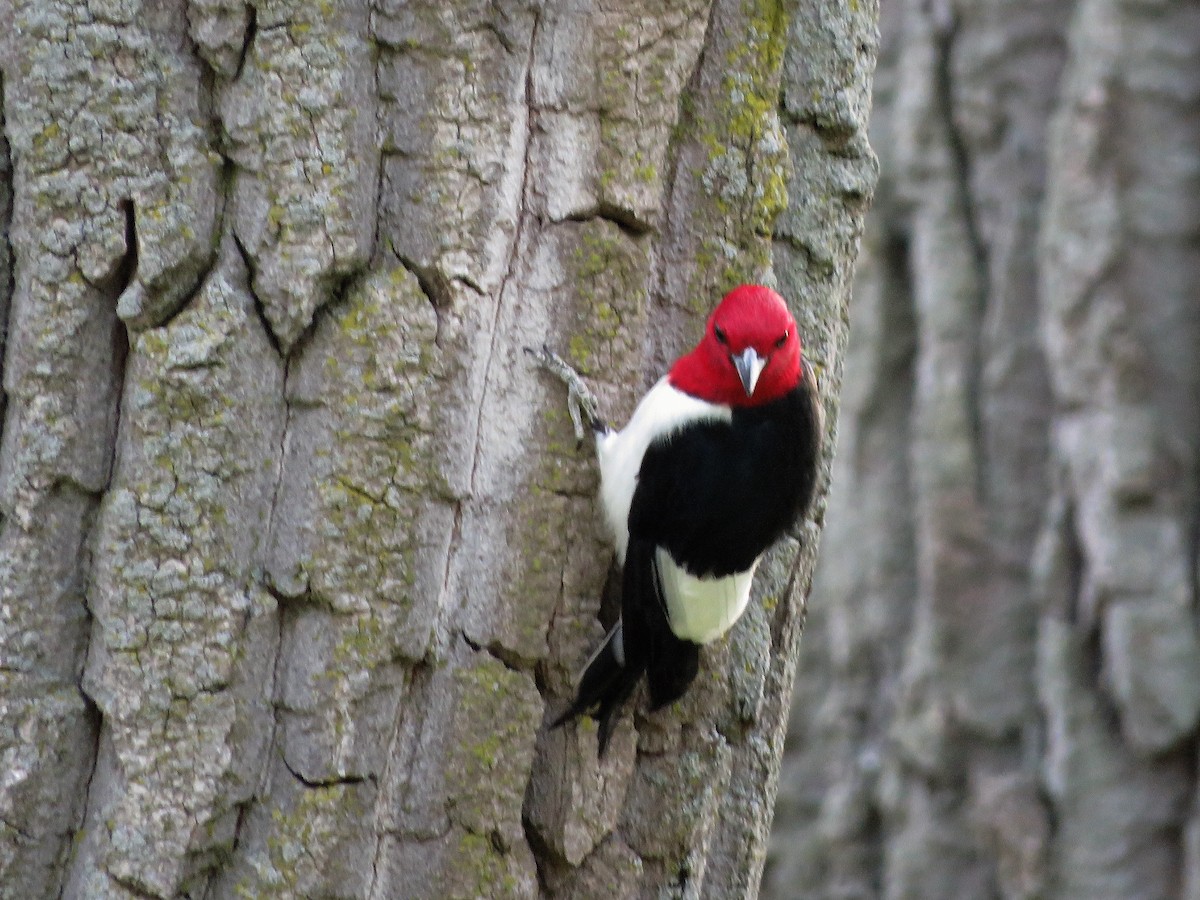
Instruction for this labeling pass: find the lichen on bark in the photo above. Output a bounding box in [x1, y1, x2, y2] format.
[0, 0, 878, 896]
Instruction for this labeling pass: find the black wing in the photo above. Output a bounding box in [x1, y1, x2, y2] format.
[627, 382, 822, 579]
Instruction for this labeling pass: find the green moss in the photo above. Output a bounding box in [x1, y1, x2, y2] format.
[567, 333, 593, 372]
[304, 269, 442, 622]
[331, 610, 389, 667]
[446, 659, 539, 834]
[595, 301, 620, 331]
[724, 1, 788, 143]
[238, 783, 364, 896]
[563, 223, 647, 376]
[470, 731, 503, 770]
[667, 0, 792, 300]
[452, 831, 520, 898]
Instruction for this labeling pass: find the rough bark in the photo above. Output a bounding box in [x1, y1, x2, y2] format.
[767, 1, 1200, 898]
[0, 1, 877, 897]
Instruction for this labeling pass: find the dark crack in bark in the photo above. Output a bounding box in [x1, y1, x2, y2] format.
[365, 659, 437, 900]
[562, 204, 653, 237]
[233, 233, 283, 360]
[930, 4, 990, 502]
[57, 196, 137, 899]
[234, 5, 258, 82]
[0, 79, 13, 456]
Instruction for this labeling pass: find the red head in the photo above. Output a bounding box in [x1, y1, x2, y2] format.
[669, 285, 803, 407]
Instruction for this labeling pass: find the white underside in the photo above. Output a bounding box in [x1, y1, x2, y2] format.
[656, 549, 757, 643]
[595, 379, 750, 644]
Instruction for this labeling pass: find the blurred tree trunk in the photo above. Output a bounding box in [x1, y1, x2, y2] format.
[768, 1, 1200, 898]
[0, 0, 876, 896]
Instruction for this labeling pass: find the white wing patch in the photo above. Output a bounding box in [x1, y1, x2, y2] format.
[655, 548, 757, 644]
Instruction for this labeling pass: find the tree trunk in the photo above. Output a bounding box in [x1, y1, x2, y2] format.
[768, 0, 1200, 898]
[0, 0, 877, 897]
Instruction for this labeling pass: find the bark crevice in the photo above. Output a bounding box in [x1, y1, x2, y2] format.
[0, 77, 10, 454]
[929, 3, 989, 499]
[234, 5, 258, 82]
[232, 232, 284, 361]
[57, 194, 137, 894]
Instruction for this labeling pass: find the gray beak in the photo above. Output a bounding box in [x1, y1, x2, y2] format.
[732, 347, 767, 397]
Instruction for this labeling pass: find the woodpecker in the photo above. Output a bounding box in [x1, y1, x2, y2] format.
[530, 284, 823, 754]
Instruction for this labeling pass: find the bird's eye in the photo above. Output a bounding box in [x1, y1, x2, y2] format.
[775, 330, 789, 349]
[714, 325, 728, 345]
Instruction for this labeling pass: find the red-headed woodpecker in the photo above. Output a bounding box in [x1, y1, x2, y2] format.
[531, 284, 823, 754]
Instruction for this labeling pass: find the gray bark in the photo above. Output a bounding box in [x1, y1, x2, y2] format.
[767, 1, 1200, 898]
[0, 1, 877, 897]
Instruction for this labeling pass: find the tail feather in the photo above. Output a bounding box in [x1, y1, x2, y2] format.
[553, 537, 703, 755]
[594, 669, 640, 755]
[552, 621, 642, 755]
[646, 639, 699, 711]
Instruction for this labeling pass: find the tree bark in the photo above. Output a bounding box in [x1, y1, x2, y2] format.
[0, 0, 877, 897]
[767, 1, 1200, 898]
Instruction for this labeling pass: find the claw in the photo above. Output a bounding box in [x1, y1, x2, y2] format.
[525, 344, 608, 444]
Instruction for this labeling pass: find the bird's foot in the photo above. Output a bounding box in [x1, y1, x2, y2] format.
[525, 344, 609, 445]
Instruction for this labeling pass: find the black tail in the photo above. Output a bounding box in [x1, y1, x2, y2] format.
[625, 538, 701, 712]
[552, 621, 642, 755]
[553, 538, 703, 754]
[645, 637, 700, 711]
